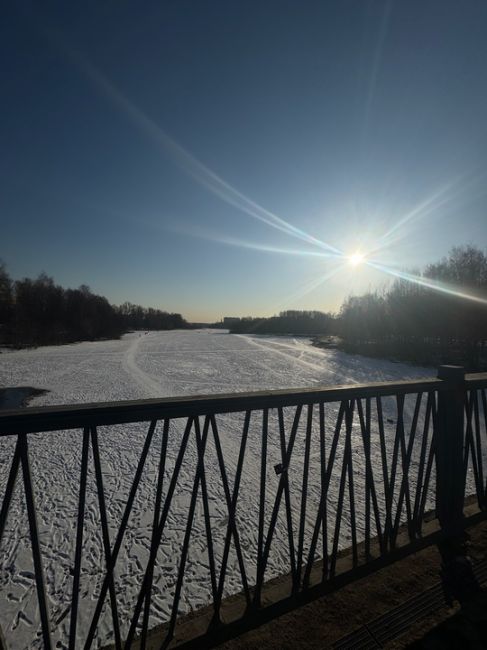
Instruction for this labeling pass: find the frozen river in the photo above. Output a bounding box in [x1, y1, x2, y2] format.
[0, 330, 435, 648]
[0, 329, 435, 405]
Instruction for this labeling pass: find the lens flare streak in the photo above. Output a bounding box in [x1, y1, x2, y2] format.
[71, 54, 343, 257]
[367, 261, 487, 305]
[272, 262, 349, 312]
[369, 171, 487, 257]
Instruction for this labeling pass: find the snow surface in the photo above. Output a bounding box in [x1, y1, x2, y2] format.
[0, 330, 442, 647]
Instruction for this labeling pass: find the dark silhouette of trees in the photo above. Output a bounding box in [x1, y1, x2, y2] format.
[63, 285, 123, 342]
[117, 302, 186, 331]
[425, 245, 487, 287]
[0, 264, 187, 347]
[229, 310, 333, 336]
[338, 246, 487, 369]
[8, 274, 124, 346]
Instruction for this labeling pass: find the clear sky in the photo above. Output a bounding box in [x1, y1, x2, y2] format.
[2, 1, 487, 322]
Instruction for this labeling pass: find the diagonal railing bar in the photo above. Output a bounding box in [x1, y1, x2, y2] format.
[376, 395, 392, 548]
[319, 402, 328, 580]
[19, 434, 53, 648]
[412, 393, 433, 533]
[463, 392, 482, 508]
[482, 389, 487, 501]
[296, 404, 313, 589]
[383, 395, 405, 549]
[346, 401, 358, 567]
[463, 393, 474, 490]
[469, 390, 485, 507]
[212, 411, 252, 623]
[89, 426, 122, 650]
[329, 400, 354, 577]
[344, 400, 358, 564]
[254, 405, 303, 605]
[140, 419, 170, 650]
[124, 417, 195, 648]
[194, 416, 218, 606]
[0, 436, 21, 546]
[277, 407, 297, 590]
[417, 395, 438, 526]
[69, 427, 90, 650]
[254, 408, 269, 607]
[366, 396, 384, 552]
[303, 401, 346, 586]
[396, 394, 412, 530]
[162, 416, 212, 649]
[85, 420, 157, 649]
[356, 398, 383, 556]
[473, 390, 484, 499]
[388, 395, 408, 546]
[356, 398, 371, 555]
[404, 393, 423, 520]
[209, 414, 251, 615]
[391, 393, 423, 545]
[363, 397, 372, 553]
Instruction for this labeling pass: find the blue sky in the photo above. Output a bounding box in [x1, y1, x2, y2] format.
[2, 1, 487, 321]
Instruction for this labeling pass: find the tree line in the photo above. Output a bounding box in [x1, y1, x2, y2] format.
[229, 310, 333, 336]
[117, 302, 186, 331]
[336, 246, 487, 369]
[0, 264, 188, 347]
[227, 246, 487, 370]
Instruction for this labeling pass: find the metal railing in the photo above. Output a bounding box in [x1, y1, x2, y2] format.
[0, 367, 486, 649]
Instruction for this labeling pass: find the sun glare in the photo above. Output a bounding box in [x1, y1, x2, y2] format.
[348, 252, 365, 267]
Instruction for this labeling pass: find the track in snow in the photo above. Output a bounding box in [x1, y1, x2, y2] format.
[121, 333, 167, 398]
[238, 334, 350, 376]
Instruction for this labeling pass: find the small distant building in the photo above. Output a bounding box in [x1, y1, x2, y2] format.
[223, 317, 241, 327]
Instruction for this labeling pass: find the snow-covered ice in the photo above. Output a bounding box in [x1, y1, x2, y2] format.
[0, 330, 441, 647]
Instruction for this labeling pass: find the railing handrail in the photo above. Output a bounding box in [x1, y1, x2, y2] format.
[1, 372, 486, 435]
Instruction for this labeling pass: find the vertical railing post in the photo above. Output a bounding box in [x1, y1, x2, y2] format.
[436, 365, 465, 535]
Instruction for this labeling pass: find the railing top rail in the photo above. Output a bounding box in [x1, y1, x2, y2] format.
[465, 371, 487, 389]
[1, 372, 485, 436]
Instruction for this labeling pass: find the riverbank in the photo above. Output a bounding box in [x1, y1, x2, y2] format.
[312, 336, 486, 371]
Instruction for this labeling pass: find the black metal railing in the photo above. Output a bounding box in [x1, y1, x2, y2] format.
[0, 367, 486, 649]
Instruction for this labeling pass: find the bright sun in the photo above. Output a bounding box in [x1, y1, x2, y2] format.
[348, 252, 365, 267]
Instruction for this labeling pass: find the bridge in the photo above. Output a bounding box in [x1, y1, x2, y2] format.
[0, 366, 486, 648]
